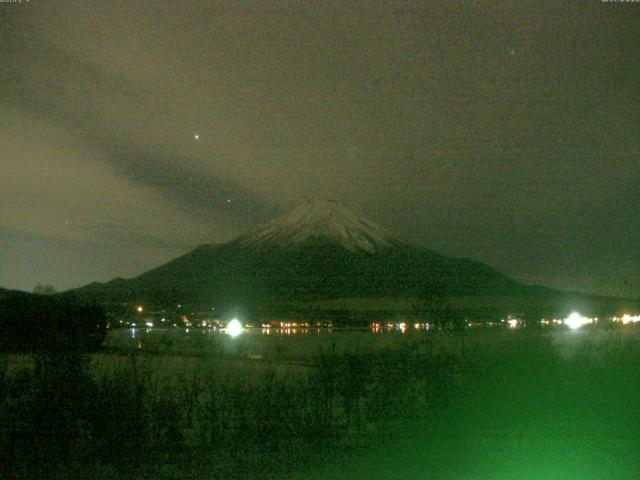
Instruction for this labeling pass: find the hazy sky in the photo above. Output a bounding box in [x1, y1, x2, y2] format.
[1, 0, 639, 296]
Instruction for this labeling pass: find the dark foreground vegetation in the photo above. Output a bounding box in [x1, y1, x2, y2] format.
[2, 326, 640, 479]
[0, 339, 462, 478]
[0, 292, 106, 353]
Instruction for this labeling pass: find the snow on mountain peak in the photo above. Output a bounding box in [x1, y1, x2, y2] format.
[236, 200, 402, 252]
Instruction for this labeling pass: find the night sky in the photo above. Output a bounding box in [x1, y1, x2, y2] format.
[1, 0, 638, 296]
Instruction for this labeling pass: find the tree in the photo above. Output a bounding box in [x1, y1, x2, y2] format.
[33, 283, 57, 295]
[0, 293, 107, 353]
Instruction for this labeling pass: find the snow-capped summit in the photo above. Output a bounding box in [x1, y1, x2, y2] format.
[74, 199, 528, 306]
[236, 200, 403, 252]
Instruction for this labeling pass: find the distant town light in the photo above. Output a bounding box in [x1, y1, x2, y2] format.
[136, 306, 143, 313]
[226, 318, 243, 337]
[622, 314, 640, 325]
[564, 312, 591, 330]
[507, 319, 518, 329]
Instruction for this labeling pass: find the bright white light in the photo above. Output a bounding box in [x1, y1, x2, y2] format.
[136, 306, 143, 313]
[564, 312, 590, 330]
[508, 319, 518, 329]
[622, 314, 640, 325]
[194, 134, 200, 140]
[226, 318, 243, 337]
[145, 321, 154, 327]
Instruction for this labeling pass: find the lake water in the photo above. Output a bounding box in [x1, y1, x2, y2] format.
[105, 323, 637, 363]
[100, 322, 640, 479]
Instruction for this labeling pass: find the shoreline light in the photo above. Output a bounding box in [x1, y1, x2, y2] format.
[564, 312, 591, 330]
[226, 318, 243, 337]
[621, 314, 640, 325]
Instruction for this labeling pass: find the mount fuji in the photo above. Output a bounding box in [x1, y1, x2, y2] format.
[234, 200, 404, 253]
[73, 201, 537, 312]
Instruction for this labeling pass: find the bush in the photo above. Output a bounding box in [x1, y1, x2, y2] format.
[0, 294, 106, 353]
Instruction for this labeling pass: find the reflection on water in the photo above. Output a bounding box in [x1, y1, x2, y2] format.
[117, 317, 621, 343]
[109, 323, 428, 358]
[262, 327, 327, 335]
[107, 318, 640, 363]
[116, 325, 459, 370]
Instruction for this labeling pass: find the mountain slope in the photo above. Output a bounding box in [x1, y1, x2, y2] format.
[234, 200, 404, 252]
[73, 201, 527, 308]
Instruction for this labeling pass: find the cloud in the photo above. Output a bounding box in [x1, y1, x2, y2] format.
[0, 0, 638, 296]
[1, 35, 275, 226]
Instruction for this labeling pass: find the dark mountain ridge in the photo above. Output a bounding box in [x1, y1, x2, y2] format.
[69, 201, 638, 318]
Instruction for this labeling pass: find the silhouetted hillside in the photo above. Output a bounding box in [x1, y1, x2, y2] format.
[0, 291, 106, 352]
[69, 202, 638, 318]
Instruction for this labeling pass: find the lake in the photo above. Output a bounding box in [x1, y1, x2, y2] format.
[104, 322, 637, 364]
